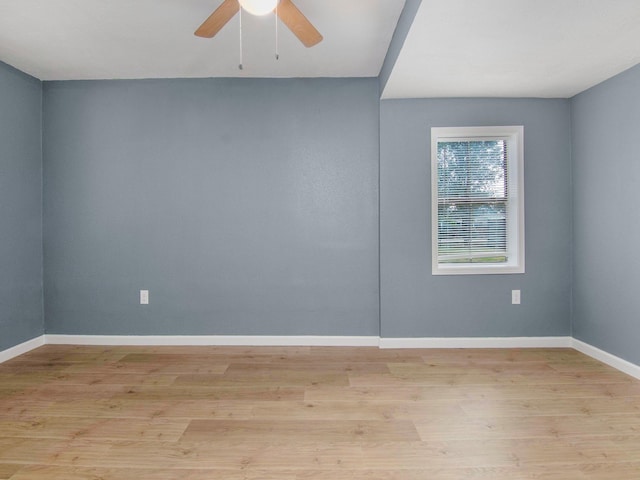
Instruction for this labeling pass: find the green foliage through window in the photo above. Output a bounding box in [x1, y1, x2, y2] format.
[437, 140, 508, 264]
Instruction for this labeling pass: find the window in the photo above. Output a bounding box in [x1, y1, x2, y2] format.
[431, 126, 524, 275]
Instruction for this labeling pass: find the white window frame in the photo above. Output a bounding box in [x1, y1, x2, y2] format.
[431, 126, 525, 275]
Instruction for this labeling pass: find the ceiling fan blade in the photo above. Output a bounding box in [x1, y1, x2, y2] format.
[276, 0, 323, 48]
[195, 0, 240, 38]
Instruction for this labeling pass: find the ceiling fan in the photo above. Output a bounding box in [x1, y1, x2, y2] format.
[195, 0, 323, 48]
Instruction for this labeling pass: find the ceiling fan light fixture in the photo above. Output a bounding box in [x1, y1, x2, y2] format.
[238, 0, 279, 16]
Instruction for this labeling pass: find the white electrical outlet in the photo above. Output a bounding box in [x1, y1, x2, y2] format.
[140, 289, 149, 305]
[511, 289, 521, 305]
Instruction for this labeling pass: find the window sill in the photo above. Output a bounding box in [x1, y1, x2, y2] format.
[432, 264, 525, 275]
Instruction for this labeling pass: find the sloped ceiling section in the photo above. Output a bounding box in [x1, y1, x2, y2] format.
[382, 0, 640, 98]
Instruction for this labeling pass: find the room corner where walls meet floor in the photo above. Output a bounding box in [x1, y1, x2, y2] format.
[2, 334, 639, 381]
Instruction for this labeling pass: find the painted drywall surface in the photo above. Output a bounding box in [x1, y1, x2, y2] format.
[571, 64, 640, 365]
[0, 61, 43, 350]
[380, 98, 572, 337]
[43, 78, 379, 336]
[378, 0, 421, 93]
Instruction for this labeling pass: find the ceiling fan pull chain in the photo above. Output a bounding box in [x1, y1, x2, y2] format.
[238, 7, 243, 70]
[275, 3, 279, 60]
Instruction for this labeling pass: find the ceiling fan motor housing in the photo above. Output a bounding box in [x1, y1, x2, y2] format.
[238, 0, 280, 16]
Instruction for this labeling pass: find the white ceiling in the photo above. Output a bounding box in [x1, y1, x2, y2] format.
[383, 0, 640, 99]
[1, 0, 640, 99]
[0, 0, 405, 80]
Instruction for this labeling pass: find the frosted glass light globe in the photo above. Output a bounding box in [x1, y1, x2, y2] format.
[238, 0, 279, 16]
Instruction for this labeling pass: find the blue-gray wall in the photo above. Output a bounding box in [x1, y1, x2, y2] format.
[43, 78, 380, 336]
[572, 64, 640, 364]
[380, 98, 572, 337]
[0, 61, 43, 350]
[2, 53, 633, 352]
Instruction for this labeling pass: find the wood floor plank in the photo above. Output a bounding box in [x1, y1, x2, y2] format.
[359, 437, 640, 468]
[76, 418, 190, 442]
[294, 466, 588, 479]
[0, 399, 55, 418]
[250, 399, 465, 421]
[0, 417, 189, 442]
[5, 384, 127, 401]
[306, 382, 640, 403]
[0, 417, 97, 439]
[22, 352, 127, 364]
[174, 371, 350, 388]
[32, 372, 179, 387]
[119, 347, 312, 362]
[415, 414, 640, 440]
[457, 382, 640, 399]
[305, 385, 438, 403]
[578, 462, 640, 479]
[144, 399, 254, 420]
[460, 397, 640, 417]
[0, 463, 21, 480]
[388, 361, 558, 375]
[38, 399, 177, 419]
[547, 361, 626, 374]
[108, 355, 230, 375]
[225, 362, 391, 374]
[109, 385, 305, 402]
[349, 370, 634, 387]
[8, 465, 298, 479]
[419, 347, 595, 365]
[38, 439, 363, 469]
[182, 419, 420, 442]
[0, 438, 67, 464]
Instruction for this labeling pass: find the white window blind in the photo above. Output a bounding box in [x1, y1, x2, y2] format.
[431, 126, 524, 275]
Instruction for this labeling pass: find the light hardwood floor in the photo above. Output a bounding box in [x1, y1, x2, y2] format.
[1, 345, 640, 479]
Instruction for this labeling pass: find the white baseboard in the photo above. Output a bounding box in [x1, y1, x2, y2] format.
[44, 334, 575, 349]
[44, 334, 572, 349]
[44, 334, 380, 347]
[0, 335, 45, 363]
[379, 336, 572, 349]
[571, 338, 640, 380]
